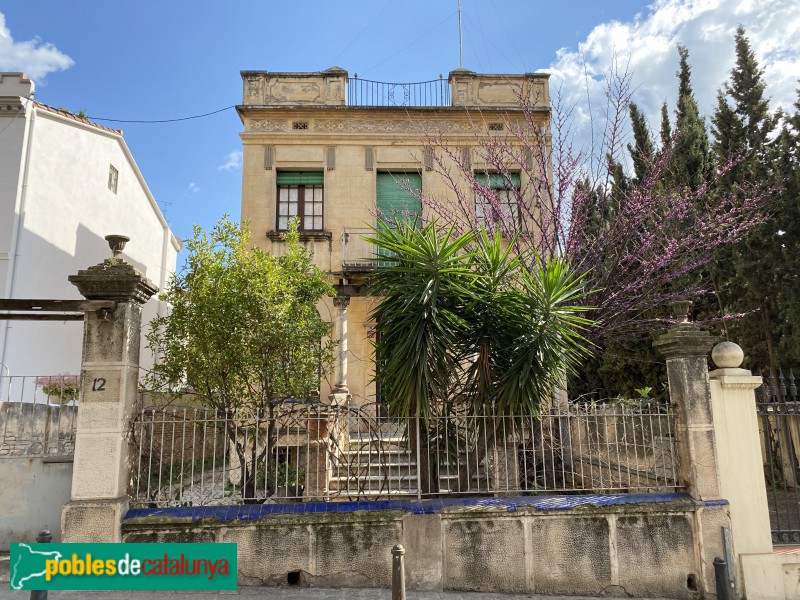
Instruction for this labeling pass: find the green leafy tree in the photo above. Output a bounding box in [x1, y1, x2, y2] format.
[369, 220, 592, 492]
[145, 216, 334, 498]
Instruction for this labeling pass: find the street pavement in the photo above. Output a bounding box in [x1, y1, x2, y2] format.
[0, 587, 680, 599]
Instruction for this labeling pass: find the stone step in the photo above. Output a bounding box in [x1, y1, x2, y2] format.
[329, 472, 488, 493]
[328, 489, 419, 499]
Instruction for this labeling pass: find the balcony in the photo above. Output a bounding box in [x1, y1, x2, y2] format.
[342, 228, 379, 272]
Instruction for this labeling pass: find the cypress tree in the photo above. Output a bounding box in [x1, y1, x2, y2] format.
[772, 90, 800, 363]
[672, 46, 710, 191]
[628, 103, 655, 184]
[659, 101, 672, 149]
[710, 26, 780, 368]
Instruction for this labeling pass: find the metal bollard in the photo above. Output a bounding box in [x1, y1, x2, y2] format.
[391, 544, 406, 600]
[30, 530, 52, 600]
[713, 556, 733, 600]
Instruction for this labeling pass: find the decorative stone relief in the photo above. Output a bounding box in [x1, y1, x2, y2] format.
[267, 80, 323, 103]
[246, 76, 264, 103]
[315, 119, 484, 134]
[249, 119, 288, 132]
[530, 81, 547, 107]
[326, 78, 344, 103]
[477, 81, 522, 105]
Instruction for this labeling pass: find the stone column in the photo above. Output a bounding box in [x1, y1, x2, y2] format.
[328, 294, 351, 453]
[61, 241, 157, 542]
[653, 301, 730, 598]
[331, 294, 350, 395]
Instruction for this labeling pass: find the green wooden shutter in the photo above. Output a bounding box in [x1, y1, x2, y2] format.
[474, 173, 520, 188]
[376, 173, 422, 223]
[276, 171, 324, 185]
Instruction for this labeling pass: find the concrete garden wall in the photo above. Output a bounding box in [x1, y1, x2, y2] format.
[122, 495, 716, 598]
[0, 456, 72, 549]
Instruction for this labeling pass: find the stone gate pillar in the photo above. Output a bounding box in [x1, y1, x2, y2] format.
[707, 342, 778, 598]
[653, 301, 720, 500]
[61, 237, 157, 542]
[653, 301, 731, 598]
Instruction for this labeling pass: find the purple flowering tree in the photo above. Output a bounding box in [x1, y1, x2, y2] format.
[418, 68, 771, 343]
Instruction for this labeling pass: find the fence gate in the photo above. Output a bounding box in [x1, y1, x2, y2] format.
[757, 370, 800, 544]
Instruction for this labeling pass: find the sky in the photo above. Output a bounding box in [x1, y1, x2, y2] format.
[1, 0, 799, 264]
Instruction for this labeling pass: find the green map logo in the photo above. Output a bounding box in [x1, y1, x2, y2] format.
[9, 543, 237, 591]
[9, 544, 63, 590]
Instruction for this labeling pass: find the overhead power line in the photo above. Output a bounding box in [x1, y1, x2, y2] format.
[86, 105, 236, 124]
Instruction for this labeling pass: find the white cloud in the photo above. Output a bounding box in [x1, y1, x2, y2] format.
[0, 12, 73, 81]
[544, 0, 800, 162]
[218, 150, 243, 172]
[186, 182, 200, 195]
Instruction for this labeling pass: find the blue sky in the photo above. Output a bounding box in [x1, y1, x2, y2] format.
[2, 0, 798, 259]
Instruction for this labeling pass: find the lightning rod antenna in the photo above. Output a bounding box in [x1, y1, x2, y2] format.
[458, 0, 463, 68]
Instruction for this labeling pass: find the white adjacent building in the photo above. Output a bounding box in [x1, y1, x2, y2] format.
[0, 72, 180, 378]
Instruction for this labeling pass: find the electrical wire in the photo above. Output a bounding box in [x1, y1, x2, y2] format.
[462, 11, 523, 73]
[330, 0, 393, 66]
[360, 11, 458, 77]
[85, 105, 236, 124]
[488, 0, 527, 72]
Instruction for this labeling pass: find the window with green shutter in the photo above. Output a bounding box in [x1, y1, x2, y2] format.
[276, 171, 324, 231]
[376, 173, 422, 226]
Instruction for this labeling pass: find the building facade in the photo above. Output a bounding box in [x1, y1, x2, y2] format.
[0, 72, 180, 378]
[237, 67, 549, 409]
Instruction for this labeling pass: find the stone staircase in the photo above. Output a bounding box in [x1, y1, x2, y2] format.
[328, 433, 488, 499]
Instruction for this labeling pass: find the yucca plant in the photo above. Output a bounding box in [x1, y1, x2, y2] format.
[369, 220, 593, 494]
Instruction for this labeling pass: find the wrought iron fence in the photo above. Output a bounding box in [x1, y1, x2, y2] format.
[0, 375, 78, 457]
[347, 76, 450, 107]
[129, 400, 680, 507]
[757, 368, 800, 544]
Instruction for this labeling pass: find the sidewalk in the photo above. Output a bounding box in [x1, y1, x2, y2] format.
[0, 587, 680, 600]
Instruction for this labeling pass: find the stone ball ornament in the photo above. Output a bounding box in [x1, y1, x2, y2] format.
[711, 341, 744, 369]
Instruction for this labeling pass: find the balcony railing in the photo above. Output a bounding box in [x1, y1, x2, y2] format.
[342, 228, 379, 271]
[347, 76, 451, 107]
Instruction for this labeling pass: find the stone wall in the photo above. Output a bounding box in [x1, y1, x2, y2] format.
[0, 401, 77, 457]
[122, 497, 710, 598]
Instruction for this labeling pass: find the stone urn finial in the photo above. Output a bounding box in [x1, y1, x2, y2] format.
[670, 300, 693, 323]
[104, 235, 130, 262]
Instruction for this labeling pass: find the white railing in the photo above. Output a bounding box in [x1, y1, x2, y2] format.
[342, 228, 381, 270]
[0, 375, 79, 457]
[129, 400, 680, 507]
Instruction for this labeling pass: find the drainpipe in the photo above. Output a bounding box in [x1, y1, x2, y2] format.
[149, 223, 172, 368]
[0, 99, 36, 371]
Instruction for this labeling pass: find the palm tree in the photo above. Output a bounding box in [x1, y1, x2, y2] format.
[369, 221, 593, 494]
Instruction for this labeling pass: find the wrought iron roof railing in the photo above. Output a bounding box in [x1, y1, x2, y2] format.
[347, 76, 451, 107]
